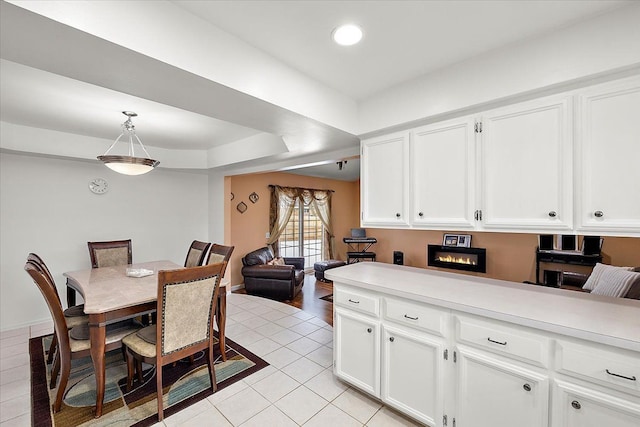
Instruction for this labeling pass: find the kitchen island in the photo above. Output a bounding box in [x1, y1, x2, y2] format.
[326, 262, 640, 427]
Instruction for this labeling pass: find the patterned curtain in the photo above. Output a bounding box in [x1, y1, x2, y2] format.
[266, 185, 334, 259]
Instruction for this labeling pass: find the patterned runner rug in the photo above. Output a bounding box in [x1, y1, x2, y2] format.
[30, 334, 268, 426]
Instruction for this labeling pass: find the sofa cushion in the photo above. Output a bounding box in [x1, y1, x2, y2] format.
[582, 263, 633, 291]
[243, 247, 274, 266]
[590, 268, 640, 298]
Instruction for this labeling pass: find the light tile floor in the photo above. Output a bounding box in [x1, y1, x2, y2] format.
[0, 293, 422, 426]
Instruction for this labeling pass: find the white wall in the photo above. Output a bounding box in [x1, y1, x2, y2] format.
[358, 3, 640, 134]
[0, 151, 210, 331]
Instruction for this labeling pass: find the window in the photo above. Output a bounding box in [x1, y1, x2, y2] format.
[279, 200, 324, 268]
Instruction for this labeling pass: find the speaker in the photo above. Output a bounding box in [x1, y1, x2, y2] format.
[544, 270, 562, 287]
[559, 235, 577, 251]
[393, 251, 404, 265]
[539, 235, 554, 251]
[583, 236, 602, 255]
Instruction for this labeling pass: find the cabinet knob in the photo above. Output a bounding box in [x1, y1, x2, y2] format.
[396, 213, 401, 218]
[594, 210, 604, 218]
[367, 328, 372, 333]
[523, 383, 531, 392]
[418, 212, 424, 217]
[548, 211, 557, 218]
[389, 337, 395, 342]
[571, 400, 581, 410]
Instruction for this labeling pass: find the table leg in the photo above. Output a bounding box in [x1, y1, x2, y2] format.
[216, 292, 227, 362]
[89, 315, 107, 418]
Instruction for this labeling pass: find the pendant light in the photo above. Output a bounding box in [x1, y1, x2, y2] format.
[97, 111, 159, 175]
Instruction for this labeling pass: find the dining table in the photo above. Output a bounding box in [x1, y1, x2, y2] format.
[64, 260, 229, 418]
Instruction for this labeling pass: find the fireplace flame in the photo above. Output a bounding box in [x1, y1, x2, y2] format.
[436, 254, 477, 265]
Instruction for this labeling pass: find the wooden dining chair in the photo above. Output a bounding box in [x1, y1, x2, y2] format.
[184, 240, 211, 267]
[206, 244, 234, 360]
[122, 262, 226, 421]
[87, 239, 133, 268]
[27, 253, 88, 366]
[24, 260, 141, 413]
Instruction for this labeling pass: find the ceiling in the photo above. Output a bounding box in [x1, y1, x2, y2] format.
[0, 0, 631, 181]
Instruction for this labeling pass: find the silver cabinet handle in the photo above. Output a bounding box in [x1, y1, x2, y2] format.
[348, 299, 360, 304]
[523, 383, 531, 392]
[594, 210, 604, 218]
[606, 369, 637, 381]
[571, 401, 581, 410]
[548, 211, 557, 218]
[487, 337, 507, 346]
[403, 314, 419, 320]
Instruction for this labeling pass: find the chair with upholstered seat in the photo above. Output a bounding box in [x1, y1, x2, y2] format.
[206, 244, 234, 359]
[27, 253, 88, 366]
[122, 262, 226, 421]
[184, 240, 211, 267]
[88, 239, 132, 268]
[24, 260, 141, 413]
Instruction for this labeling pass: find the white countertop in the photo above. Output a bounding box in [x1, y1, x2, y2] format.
[326, 262, 640, 352]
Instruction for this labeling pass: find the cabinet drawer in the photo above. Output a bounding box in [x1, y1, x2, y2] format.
[556, 340, 640, 395]
[455, 314, 549, 367]
[383, 297, 449, 337]
[334, 287, 380, 317]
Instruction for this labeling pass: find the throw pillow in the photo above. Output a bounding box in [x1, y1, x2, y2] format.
[267, 257, 286, 266]
[591, 268, 640, 298]
[582, 263, 633, 291]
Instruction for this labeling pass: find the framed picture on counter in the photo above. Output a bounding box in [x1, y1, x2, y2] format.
[457, 234, 472, 248]
[443, 234, 458, 246]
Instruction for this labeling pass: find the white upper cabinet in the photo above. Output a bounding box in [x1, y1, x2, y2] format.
[575, 77, 640, 236]
[410, 117, 476, 229]
[479, 95, 573, 232]
[361, 131, 410, 227]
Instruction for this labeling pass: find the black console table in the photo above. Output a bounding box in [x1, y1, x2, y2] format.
[535, 248, 602, 285]
[344, 237, 377, 264]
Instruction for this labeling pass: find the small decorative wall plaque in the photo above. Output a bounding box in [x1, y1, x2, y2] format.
[249, 192, 259, 204]
[236, 201, 247, 213]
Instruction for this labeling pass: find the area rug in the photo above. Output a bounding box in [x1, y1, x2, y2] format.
[320, 294, 333, 302]
[30, 333, 268, 427]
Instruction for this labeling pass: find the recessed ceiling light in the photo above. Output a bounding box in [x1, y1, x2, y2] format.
[332, 24, 363, 46]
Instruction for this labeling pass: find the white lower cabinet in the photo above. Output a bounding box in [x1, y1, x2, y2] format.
[552, 380, 640, 427]
[382, 324, 445, 426]
[334, 307, 380, 396]
[455, 346, 549, 427]
[333, 283, 639, 427]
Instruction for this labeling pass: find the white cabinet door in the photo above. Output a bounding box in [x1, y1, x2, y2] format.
[455, 346, 549, 427]
[361, 132, 410, 227]
[480, 95, 573, 232]
[381, 325, 445, 426]
[334, 308, 380, 396]
[552, 380, 640, 427]
[410, 117, 476, 229]
[576, 77, 640, 236]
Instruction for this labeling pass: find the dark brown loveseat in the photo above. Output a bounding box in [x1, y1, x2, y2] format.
[241, 247, 305, 301]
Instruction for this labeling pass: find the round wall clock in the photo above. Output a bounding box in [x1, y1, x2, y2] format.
[89, 178, 109, 195]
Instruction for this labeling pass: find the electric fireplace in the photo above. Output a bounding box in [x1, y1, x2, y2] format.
[427, 245, 486, 273]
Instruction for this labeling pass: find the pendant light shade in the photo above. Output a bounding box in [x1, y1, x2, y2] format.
[97, 111, 159, 175]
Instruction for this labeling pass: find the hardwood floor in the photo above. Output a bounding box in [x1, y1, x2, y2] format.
[233, 274, 334, 325]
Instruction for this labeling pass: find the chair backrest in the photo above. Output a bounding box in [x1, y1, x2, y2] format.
[24, 260, 71, 356]
[206, 244, 234, 276]
[27, 253, 60, 300]
[88, 239, 132, 268]
[156, 262, 226, 359]
[184, 240, 211, 268]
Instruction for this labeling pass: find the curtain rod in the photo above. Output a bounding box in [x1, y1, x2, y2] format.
[268, 184, 335, 193]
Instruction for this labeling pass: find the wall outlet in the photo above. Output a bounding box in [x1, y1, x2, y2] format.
[265, 231, 270, 238]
